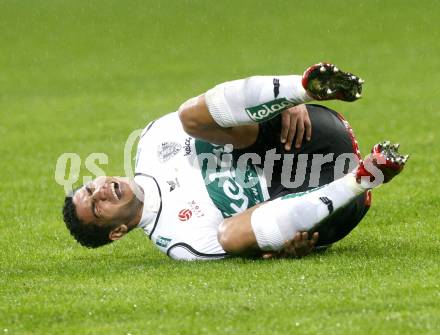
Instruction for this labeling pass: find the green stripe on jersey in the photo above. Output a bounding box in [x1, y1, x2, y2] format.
[195, 140, 264, 218]
[281, 185, 324, 200]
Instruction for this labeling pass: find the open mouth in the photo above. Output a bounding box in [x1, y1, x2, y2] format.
[110, 182, 122, 201]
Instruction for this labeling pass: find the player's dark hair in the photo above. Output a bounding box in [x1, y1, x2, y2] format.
[62, 195, 114, 248]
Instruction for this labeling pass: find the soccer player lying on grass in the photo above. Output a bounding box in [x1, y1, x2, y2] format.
[62, 63, 409, 260]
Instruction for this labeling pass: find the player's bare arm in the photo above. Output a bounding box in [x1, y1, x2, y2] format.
[178, 95, 260, 149]
[179, 63, 363, 150]
[179, 97, 311, 151]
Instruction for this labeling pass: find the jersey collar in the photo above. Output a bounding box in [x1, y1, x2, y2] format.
[134, 174, 161, 236]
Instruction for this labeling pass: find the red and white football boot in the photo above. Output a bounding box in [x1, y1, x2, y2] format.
[302, 63, 364, 102]
[355, 141, 409, 188]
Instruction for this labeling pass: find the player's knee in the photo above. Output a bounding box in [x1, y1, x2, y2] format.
[218, 219, 256, 254]
[217, 220, 240, 253]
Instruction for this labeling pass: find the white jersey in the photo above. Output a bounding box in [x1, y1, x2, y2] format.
[134, 112, 269, 261]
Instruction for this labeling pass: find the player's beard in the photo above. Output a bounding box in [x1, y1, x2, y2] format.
[109, 193, 143, 229]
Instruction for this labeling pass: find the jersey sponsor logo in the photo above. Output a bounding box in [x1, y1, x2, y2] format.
[156, 236, 172, 248]
[158, 142, 182, 162]
[187, 200, 205, 218]
[245, 97, 296, 122]
[273, 78, 280, 98]
[195, 141, 264, 218]
[167, 178, 180, 192]
[184, 137, 192, 156]
[178, 209, 192, 221]
[178, 201, 205, 221]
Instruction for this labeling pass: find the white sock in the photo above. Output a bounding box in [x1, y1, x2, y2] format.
[251, 174, 365, 251]
[205, 75, 313, 127]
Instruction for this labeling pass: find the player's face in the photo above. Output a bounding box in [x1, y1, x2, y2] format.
[73, 176, 140, 227]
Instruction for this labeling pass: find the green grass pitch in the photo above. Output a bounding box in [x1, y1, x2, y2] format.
[1, 0, 439, 334]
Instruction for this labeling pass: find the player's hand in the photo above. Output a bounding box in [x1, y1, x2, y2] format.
[281, 232, 319, 258]
[262, 232, 319, 259]
[280, 104, 312, 151]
